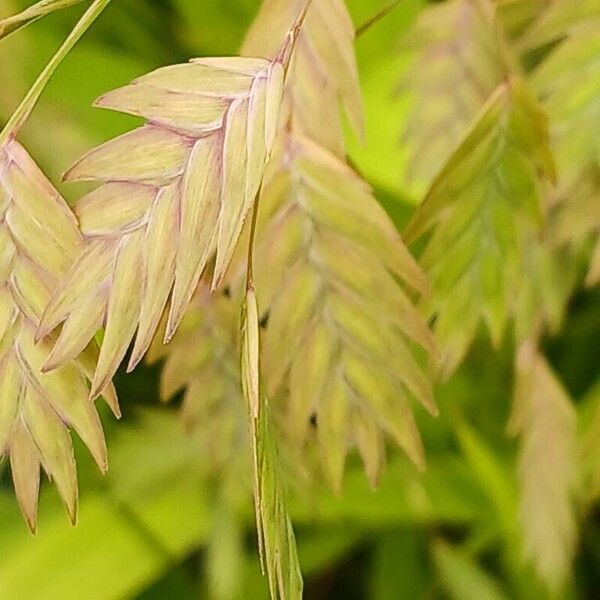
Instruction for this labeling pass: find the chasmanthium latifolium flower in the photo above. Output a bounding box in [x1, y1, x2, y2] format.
[233, 135, 437, 491]
[404, 80, 557, 379]
[161, 0, 436, 494]
[241, 0, 435, 490]
[37, 56, 285, 399]
[0, 140, 118, 531]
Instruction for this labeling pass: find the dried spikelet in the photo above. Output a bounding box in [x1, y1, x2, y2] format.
[0, 140, 118, 531]
[398, 0, 508, 187]
[242, 0, 363, 156]
[37, 52, 289, 398]
[228, 135, 436, 492]
[405, 80, 556, 378]
[511, 341, 578, 592]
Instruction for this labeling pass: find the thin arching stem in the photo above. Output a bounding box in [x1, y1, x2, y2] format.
[245, 183, 263, 292]
[0, 0, 88, 40]
[356, 0, 404, 38]
[0, 0, 112, 146]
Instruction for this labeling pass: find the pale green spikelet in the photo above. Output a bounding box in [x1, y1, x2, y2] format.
[522, 0, 600, 50]
[37, 53, 287, 396]
[226, 135, 436, 492]
[0, 140, 118, 531]
[529, 5, 600, 286]
[530, 8, 600, 184]
[405, 80, 556, 377]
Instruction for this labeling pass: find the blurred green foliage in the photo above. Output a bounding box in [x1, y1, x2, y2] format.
[0, 1, 599, 598]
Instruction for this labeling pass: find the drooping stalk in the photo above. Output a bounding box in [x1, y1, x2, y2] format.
[0, 0, 112, 146]
[0, 0, 88, 40]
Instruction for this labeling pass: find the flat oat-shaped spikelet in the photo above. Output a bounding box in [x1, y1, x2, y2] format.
[38, 55, 286, 398]
[404, 80, 557, 378]
[231, 135, 437, 492]
[0, 140, 118, 531]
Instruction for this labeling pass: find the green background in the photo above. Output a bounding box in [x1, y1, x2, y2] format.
[0, 1, 599, 598]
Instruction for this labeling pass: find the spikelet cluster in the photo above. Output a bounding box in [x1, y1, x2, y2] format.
[37, 55, 285, 399]
[247, 0, 435, 489]
[157, 0, 435, 493]
[405, 80, 556, 377]
[231, 135, 436, 490]
[0, 140, 118, 530]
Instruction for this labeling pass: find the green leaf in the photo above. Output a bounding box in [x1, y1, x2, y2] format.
[369, 530, 429, 600]
[454, 415, 518, 539]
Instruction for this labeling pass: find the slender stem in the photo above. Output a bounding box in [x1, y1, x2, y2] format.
[0, 0, 112, 146]
[356, 0, 404, 38]
[0, 0, 88, 40]
[246, 183, 263, 292]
